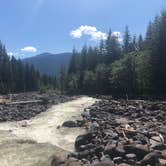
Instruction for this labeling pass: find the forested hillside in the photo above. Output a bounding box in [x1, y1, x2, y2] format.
[59, 10, 166, 96]
[0, 43, 57, 94]
[23, 52, 72, 76]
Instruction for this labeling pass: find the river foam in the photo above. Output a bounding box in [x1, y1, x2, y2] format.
[0, 96, 97, 151]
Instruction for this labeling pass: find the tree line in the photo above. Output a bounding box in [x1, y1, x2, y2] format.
[1, 10, 166, 96]
[60, 10, 166, 97]
[0, 43, 57, 94]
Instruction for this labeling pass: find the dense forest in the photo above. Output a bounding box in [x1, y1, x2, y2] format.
[0, 10, 166, 96]
[58, 10, 166, 97]
[0, 43, 57, 94]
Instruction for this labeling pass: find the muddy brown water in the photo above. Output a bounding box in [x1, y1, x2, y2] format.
[0, 97, 97, 166]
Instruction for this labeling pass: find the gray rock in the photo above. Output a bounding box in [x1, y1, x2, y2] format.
[75, 133, 93, 151]
[104, 142, 116, 156]
[125, 153, 136, 160]
[92, 159, 115, 166]
[139, 151, 161, 166]
[62, 121, 77, 128]
[114, 144, 126, 157]
[113, 157, 123, 164]
[124, 144, 149, 160]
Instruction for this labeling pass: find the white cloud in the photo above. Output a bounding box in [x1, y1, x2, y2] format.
[112, 31, 121, 37]
[8, 52, 14, 56]
[111, 31, 123, 42]
[70, 25, 107, 41]
[70, 26, 123, 42]
[21, 46, 37, 53]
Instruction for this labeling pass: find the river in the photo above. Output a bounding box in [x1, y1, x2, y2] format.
[0, 96, 97, 166]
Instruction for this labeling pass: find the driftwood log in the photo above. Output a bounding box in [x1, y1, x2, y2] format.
[3, 100, 43, 105]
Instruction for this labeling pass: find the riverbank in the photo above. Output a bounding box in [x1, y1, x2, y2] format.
[0, 92, 77, 121]
[69, 99, 166, 165]
[0, 93, 165, 166]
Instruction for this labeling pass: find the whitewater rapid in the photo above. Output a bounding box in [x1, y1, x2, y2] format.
[0, 96, 97, 166]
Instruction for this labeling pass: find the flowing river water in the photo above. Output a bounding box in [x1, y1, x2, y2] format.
[0, 96, 97, 166]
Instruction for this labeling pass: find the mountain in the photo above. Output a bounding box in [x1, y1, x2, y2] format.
[22, 52, 72, 76]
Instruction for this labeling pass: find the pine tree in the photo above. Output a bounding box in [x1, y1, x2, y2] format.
[157, 10, 166, 93]
[60, 65, 67, 93]
[123, 26, 132, 54]
[68, 48, 79, 74]
[131, 35, 138, 52]
[80, 45, 88, 71]
[138, 35, 144, 51]
[105, 29, 121, 64]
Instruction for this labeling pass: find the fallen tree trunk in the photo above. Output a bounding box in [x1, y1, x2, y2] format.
[4, 100, 43, 105]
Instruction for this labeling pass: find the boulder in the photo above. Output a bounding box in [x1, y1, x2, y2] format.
[153, 144, 166, 151]
[124, 144, 149, 160]
[49, 155, 65, 166]
[92, 159, 115, 166]
[114, 145, 126, 157]
[159, 159, 166, 166]
[118, 164, 130, 166]
[62, 121, 77, 128]
[77, 148, 97, 159]
[161, 150, 166, 159]
[79, 143, 96, 151]
[104, 142, 116, 156]
[139, 151, 161, 166]
[159, 125, 166, 135]
[113, 157, 123, 164]
[125, 153, 136, 160]
[63, 157, 81, 166]
[75, 133, 94, 151]
[150, 136, 164, 148]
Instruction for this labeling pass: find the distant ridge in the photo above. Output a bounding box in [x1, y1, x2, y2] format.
[22, 52, 72, 76]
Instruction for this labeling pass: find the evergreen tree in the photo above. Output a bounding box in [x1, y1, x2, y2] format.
[131, 35, 138, 52]
[59, 65, 67, 93]
[123, 26, 132, 54]
[0, 41, 61, 94]
[105, 29, 121, 64]
[80, 45, 88, 71]
[138, 35, 144, 51]
[157, 10, 166, 93]
[95, 64, 110, 93]
[68, 48, 79, 74]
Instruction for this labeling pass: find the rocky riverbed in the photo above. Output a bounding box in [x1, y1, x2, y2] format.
[0, 93, 166, 166]
[67, 98, 166, 166]
[0, 92, 76, 121]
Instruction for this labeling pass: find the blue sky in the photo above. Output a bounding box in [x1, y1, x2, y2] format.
[0, 0, 166, 58]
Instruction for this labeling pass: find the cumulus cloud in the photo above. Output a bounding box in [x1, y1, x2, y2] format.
[70, 26, 123, 42]
[21, 46, 37, 53]
[111, 31, 123, 42]
[112, 31, 121, 37]
[70, 25, 107, 41]
[8, 52, 14, 56]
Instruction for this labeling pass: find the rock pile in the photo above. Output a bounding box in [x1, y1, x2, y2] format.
[68, 99, 166, 166]
[0, 92, 76, 121]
